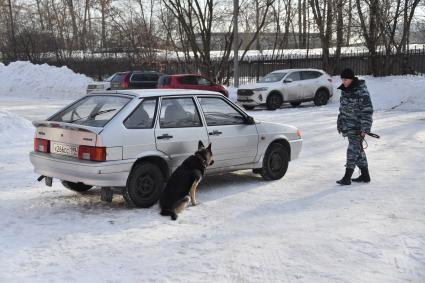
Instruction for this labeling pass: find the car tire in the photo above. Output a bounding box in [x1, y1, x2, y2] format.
[260, 143, 289, 180]
[243, 105, 255, 110]
[61, 180, 93, 192]
[314, 89, 329, 106]
[266, 92, 283, 110]
[290, 102, 301, 107]
[124, 162, 164, 208]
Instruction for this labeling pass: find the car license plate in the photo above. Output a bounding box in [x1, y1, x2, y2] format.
[51, 142, 78, 157]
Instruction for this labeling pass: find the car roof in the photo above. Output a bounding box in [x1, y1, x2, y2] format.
[163, 74, 201, 77]
[271, 68, 325, 73]
[89, 89, 222, 98]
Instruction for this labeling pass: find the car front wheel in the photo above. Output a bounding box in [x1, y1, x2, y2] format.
[61, 180, 93, 192]
[260, 143, 289, 180]
[266, 93, 283, 110]
[124, 162, 164, 208]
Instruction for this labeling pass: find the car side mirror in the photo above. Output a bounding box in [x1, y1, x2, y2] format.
[245, 116, 255, 125]
[284, 78, 293, 83]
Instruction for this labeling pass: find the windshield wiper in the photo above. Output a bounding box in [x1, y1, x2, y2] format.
[68, 108, 117, 123]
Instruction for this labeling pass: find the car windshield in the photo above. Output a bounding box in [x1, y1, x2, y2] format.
[104, 73, 116, 82]
[49, 95, 131, 127]
[258, 72, 287, 83]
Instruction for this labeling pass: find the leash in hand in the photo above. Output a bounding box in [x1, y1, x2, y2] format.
[360, 132, 380, 150]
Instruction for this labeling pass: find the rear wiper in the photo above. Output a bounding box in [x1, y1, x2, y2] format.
[68, 108, 117, 123]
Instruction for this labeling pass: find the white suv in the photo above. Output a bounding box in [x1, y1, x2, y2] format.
[237, 69, 333, 110]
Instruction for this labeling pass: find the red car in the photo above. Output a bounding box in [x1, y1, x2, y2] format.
[157, 74, 229, 97]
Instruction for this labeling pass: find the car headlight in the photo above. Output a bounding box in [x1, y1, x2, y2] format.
[253, 87, 268, 91]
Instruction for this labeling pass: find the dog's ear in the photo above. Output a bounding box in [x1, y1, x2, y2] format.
[207, 143, 212, 151]
[198, 140, 205, 149]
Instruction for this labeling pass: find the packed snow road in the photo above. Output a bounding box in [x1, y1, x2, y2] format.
[1, 77, 425, 282]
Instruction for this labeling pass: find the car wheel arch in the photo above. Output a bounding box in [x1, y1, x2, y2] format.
[316, 86, 330, 94]
[267, 138, 291, 160]
[130, 155, 170, 181]
[267, 90, 284, 101]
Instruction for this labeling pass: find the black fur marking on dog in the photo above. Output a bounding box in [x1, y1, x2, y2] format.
[159, 141, 213, 220]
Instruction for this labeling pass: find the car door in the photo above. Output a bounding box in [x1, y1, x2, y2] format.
[176, 76, 199, 90]
[283, 71, 304, 101]
[197, 96, 258, 168]
[155, 97, 209, 170]
[300, 71, 323, 99]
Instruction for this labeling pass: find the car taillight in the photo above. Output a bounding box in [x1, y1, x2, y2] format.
[78, 145, 106, 161]
[121, 74, 129, 89]
[34, 138, 50, 153]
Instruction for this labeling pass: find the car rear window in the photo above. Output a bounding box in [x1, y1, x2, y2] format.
[49, 95, 131, 127]
[158, 75, 171, 86]
[131, 73, 160, 82]
[302, 71, 323, 80]
[111, 73, 128, 83]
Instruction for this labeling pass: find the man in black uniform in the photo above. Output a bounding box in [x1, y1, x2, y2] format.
[337, 68, 374, 185]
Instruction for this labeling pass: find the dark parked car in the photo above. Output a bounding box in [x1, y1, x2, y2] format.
[158, 74, 229, 97]
[110, 71, 163, 90]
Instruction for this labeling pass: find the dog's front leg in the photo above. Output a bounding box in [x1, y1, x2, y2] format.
[189, 181, 198, 206]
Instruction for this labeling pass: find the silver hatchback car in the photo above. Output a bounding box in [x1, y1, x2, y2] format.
[30, 89, 302, 207]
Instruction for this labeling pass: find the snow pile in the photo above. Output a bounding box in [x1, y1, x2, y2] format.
[0, 110, 33, 146]
[363, 76, 425, 111]
[0, 61, 93, 99]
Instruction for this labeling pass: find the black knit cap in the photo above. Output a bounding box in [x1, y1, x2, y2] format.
[340, 68, 355, 79]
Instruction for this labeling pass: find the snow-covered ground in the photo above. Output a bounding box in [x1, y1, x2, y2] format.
[0, 62, 424, 282]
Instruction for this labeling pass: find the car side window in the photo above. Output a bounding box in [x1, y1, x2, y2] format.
[286, 72, 301, 81]
[177, 76, 197, 85]
[198, 97, 246, 126]
[159, 98, 202, 128]
[124, 98, 157, 129]
[302, 71, 322, 80]
[197, 77, 212, 86]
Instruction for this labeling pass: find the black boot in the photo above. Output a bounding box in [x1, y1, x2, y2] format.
[336, 168, 354, 185]
[352, 167, 371, 183]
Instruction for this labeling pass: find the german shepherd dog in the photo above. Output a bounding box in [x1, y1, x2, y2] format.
[159, 141, 214, 220]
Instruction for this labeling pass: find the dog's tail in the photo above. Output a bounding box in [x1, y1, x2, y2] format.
[160, 209, 178, 221]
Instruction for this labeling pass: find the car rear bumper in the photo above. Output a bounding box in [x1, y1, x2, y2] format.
[289, 139, 302, 160]
[29, 151, 134, 187]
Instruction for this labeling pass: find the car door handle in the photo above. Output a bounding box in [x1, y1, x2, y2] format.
[157, 134, 173, 140]
[209, 130, 222, 136]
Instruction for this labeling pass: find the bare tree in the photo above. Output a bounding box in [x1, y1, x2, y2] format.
[310, 0, 333, 72]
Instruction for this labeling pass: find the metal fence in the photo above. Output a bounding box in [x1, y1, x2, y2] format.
[234, 46, 425, 85]
[8, 46, 425, 83]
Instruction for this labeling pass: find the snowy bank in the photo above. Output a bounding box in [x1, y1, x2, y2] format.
[0, 61, 92, 99]
[0, 111, 33, 146]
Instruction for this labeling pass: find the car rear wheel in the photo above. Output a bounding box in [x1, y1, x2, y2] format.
[124, 162, 164, 208]
[260, 143, 289, 180]
[61, 180, 93, 192]
[290, 102, 301, 107]
[314, 89, 329, 106]
[243, 105, 255, 110]
[266, 93, 283, 110]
